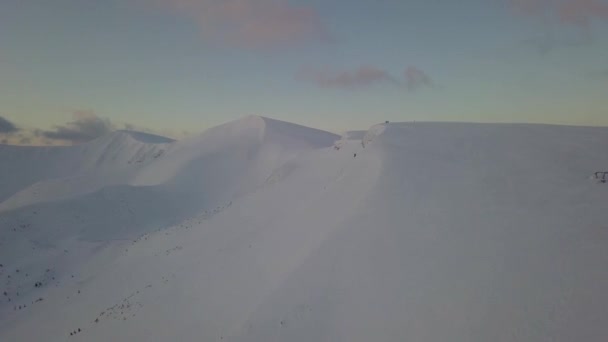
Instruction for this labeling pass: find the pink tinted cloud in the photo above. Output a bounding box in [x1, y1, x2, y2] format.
[153, 0, 332, 48]
[298, 65, 399, 89]
[511, 0, 552, 15]
[559, 0, 608, 26]
[404, 67, 433, 91]
[512, 0, 608, 27]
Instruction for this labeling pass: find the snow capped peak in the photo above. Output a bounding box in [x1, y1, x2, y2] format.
[132, 116, 339, 191]
[185, 115, 339, 150]
[196, 115, 269, 144]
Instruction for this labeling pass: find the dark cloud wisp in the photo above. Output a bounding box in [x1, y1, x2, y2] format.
[298, 65, 399, 89]
[298, 65, 435, 91]
[0, 116, 19, 134]
[404, 67, 434, 92]
[0, 112, 167, 146]
[42, 111, 115, 144]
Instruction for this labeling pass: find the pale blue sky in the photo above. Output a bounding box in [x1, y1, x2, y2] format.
[1, 0, 607, 140]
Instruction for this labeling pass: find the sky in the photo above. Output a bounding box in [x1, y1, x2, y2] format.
[1, 0, 607, 144]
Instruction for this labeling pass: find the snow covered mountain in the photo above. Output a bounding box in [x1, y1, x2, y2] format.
[0, 130, 174, 206]
[1, 117, 608, 341]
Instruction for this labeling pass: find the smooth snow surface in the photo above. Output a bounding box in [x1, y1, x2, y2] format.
[2, 118, 608, 341]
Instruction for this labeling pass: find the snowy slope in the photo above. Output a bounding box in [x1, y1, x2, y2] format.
[132, 115, 339, 201]
[2, 120, 608, 341]
[0, 116, 340, 336]
[0, 130, 174, 208]
[1, 116, 339, 213]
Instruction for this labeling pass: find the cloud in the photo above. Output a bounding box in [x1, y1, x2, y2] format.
[152, 0, 332, 48]
[42, 111, 115, 144]
[511, 0, 608, 28]
[511, 0, 550, 16]
[557, 0, 608, 26]
[511, 0, 608, 54]
[404, 67, 434, 91]
[297, 65, 400, 89]
[0, 116, 19, 134]
[0, 112, 168, 146]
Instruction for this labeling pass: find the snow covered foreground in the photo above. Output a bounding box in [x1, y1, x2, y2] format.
[1, 116, 608, 341]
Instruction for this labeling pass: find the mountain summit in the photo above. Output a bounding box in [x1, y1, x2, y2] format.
[2, 120, 608, 342]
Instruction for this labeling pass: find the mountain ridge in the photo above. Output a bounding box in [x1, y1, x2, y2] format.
[2, 120, 608, 341]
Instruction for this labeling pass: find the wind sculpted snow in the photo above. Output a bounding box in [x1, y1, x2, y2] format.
[2, 118, 608, 341]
